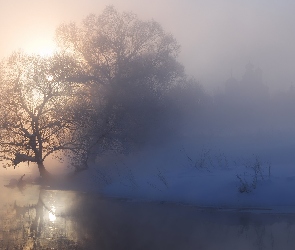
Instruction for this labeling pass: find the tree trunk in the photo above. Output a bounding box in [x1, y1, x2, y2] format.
[37, 162, 51, 179]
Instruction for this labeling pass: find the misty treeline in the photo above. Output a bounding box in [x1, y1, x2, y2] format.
[0, 6, 203, 177]
[0, 6, 294, 178]
[209, 63, 295, 136]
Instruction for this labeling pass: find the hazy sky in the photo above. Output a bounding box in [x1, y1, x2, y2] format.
[1, 0, 295, 92]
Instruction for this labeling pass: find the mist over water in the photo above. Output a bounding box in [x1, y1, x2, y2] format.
[1, 3, 295, 249]
[1, 3, 293, 193]
[1, 59, 294, 248]
[1, 183, 295, 250]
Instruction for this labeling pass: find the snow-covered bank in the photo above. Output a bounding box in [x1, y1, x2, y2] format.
[2, 162, 295, 213]
[58, 142, 295, 214]
[2, 141, 295, 214]
[101, 165, 295, 213]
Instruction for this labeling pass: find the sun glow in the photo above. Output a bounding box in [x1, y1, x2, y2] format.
[37, 46, 56, 57]
[32, 89, 43, 104]
[24, 39, 57, 57]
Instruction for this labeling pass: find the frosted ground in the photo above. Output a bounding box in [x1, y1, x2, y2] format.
[62, 138, 295, 214]
[2, 134, 295, 214]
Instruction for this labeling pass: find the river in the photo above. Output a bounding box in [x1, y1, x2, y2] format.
[1, 175, 295, 250]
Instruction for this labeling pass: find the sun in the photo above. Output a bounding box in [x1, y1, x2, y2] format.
[37, 46, 56, 57]
[34, 43, 56, 57]
[24, 39, 57, 57]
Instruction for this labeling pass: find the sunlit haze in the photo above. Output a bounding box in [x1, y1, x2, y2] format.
[1, 0, 295, 92]
[2, 2, 295, 248]
[25, 39, 56, 57]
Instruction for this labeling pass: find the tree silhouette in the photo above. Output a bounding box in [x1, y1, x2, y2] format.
[0, 51, 88, 177]
[0, 7, 199, 177]
[55, 6, 186, 155]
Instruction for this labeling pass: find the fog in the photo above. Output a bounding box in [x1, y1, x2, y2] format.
[2, 4, 295, 248]
[0, 1, 294, 177]
[0, 0, 294, 180]
[1, 0, 295, 92]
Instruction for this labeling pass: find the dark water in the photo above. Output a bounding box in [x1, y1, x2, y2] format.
[1, 184, 295, 250]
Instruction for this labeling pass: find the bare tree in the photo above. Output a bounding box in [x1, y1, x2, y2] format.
[55, 6, 186, 155]
[0, 51, 88, 178]
[55, 6, 182, 84]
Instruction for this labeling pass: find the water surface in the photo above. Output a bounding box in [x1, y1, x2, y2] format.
[1, 176, 295, 250]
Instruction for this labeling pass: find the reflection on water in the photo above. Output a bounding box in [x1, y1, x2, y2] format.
[48, 206, 56, 222]
[0, 184, 81, 250]
[1, 179, 295, 249]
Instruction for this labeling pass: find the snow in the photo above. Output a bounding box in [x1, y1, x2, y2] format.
[59, 143, 295, 214]
[2, 140, 295, 214]
[102, 165, 295, 212]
